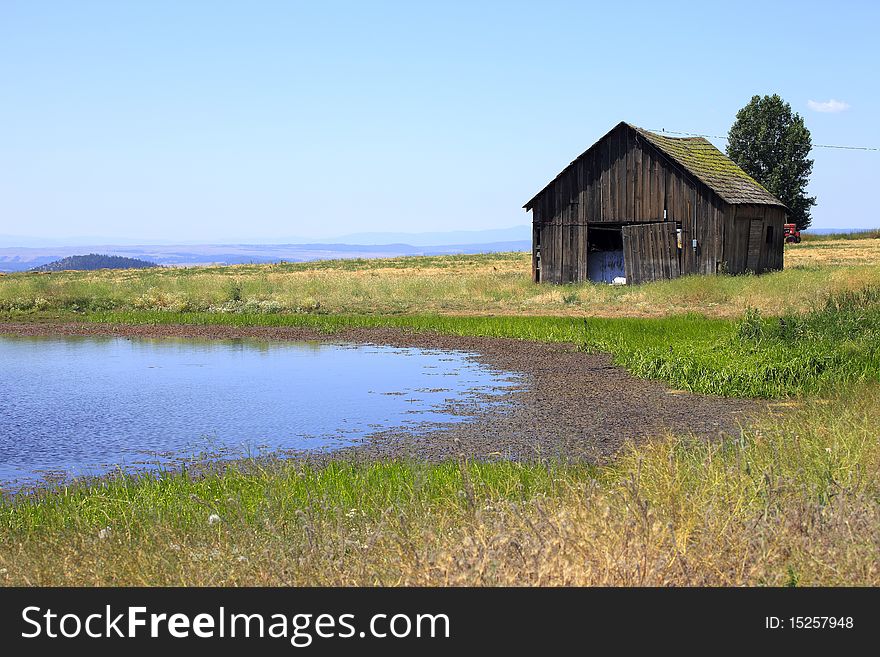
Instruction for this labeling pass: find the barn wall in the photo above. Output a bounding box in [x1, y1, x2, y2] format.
[531, 214, 541, 282]
[721, 204, 786, 275]
[530, 123, 730, 282]
[678, 191, 727, 276]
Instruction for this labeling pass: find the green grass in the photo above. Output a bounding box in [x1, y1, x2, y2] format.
[1, 459, 586, 535]
[596, 289, 880, 397]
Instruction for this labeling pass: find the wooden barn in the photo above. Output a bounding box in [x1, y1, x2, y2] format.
[524, 122, 787, 285]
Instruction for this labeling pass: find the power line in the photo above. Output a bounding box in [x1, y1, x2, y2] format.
[812, 143, 879, 151]
[647, 128, 879, 152]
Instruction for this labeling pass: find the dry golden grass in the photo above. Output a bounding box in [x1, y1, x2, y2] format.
[785, 237, 880, 267]
[2, 238, 880, 319]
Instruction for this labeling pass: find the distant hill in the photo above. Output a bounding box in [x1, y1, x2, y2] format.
[1, 241, 530, 272]
[32, 254, 159, 272]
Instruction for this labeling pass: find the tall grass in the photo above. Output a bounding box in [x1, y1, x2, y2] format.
[3, 244, 880, 318]
[596, 290, 880, 397]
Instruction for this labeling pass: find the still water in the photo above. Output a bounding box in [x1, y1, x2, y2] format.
[0, 335, 519, 488]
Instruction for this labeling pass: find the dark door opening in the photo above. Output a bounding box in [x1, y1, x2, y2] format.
[587, 226, 625, 283]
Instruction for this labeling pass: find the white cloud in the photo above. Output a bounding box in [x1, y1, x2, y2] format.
[807, 99, 850, 113]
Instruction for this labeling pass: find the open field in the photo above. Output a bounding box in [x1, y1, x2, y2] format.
[801, 228, 880, 242]
[1, 236, 880, 318]
[1, 233, 879, 586]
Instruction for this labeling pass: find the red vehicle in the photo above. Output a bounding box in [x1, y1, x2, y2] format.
[784, 223, 801, 244]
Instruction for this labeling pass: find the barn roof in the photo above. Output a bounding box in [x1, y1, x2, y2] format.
[629, 125, 785, 207]
[524, 121, 786, 209]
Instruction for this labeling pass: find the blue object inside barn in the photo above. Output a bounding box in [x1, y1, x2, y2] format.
[587, 250, 625, 283]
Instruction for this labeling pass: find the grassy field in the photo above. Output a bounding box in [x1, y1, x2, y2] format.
[1, 234, 879, 585]
[2, 236, 880, 318]
[801, 228, 880, 242]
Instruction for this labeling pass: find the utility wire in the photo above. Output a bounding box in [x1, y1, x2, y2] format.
[647, 128, 879, 151]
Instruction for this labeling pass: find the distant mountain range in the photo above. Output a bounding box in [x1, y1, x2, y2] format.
[0, 239, 531, 273]
[32, 254, 159, 272]
[2, 225, 870, 273]
[0, 226, 533, 272]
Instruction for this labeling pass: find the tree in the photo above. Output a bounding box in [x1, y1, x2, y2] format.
[727, 94, 816, 230]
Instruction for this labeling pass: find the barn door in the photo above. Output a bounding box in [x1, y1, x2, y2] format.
[622, 222, 681, 285]
[746, 219, 763, 272]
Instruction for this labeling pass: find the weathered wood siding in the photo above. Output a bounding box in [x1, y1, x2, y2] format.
[530, 124, 687, 228]
[622, 222, 681, 284]
[721, 204, 786, 275]
[528, 123, 786, 284]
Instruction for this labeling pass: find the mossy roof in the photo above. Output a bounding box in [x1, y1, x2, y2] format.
[524, 121, 786, 209]
[629, 124, 785, 207]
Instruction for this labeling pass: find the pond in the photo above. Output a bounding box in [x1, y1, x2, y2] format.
[0, 335, 520, 489]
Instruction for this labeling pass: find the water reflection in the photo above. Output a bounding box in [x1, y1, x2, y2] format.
[0, 335, 520, 488]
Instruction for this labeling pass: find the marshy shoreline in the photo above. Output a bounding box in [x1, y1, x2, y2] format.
[0, 320, 763, 472]
[2, 243, 878, 585]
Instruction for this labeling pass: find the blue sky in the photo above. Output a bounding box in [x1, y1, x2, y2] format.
[1, 0, 877, 243]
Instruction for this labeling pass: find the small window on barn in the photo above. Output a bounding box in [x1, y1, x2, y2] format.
[766, 225, 774, 244]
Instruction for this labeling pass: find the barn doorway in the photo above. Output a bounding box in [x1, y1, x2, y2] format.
[746, 218, 763, 272]
[586, 226, 625, 283]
